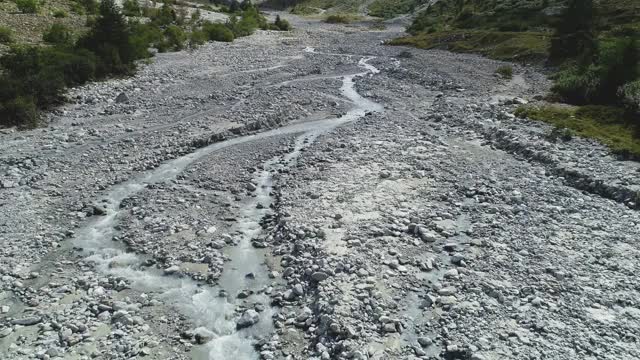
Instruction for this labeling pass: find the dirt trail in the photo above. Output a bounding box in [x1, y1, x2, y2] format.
[1, 15, 639, 360]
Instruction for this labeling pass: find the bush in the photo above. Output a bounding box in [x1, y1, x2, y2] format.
[152, 1, 177, 26]
[226, 6, 267, 37]
[552, 37, 640, 105]
[73, 0, 98, 15]
[163, 25, 186, 51]
[70, 2, 85, 14]
[43, 23, 73, 45]
[273, 15, 291, 31]
[122, 0, 141, 16]
[15, 0, 38, 13]
[620, 81, 640, 119]
[129, 21, 163, 58]
[0, 26, 14, 44]
[53, 9, 68, 18]
[551, 64, 601, 105]
[368, 0, 416, 19]
[325, 14, 350, 24]
[0, 96, 39, 128]
[202, 21, 234, 42]
[496, 65, 513, 79]
[188, 29, 206, 48]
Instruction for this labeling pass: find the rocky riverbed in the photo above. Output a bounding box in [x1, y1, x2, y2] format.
[1, 14, 639, 360]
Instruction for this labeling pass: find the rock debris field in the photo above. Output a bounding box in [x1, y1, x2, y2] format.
[1, 14, 640, 360]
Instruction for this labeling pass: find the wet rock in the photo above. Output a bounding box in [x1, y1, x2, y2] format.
[236, 310, 260, 329]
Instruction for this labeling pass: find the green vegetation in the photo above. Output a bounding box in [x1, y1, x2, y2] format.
[52, 9, 68, 18]
[15, 0, 39, 13]
[161, 25, 187, 52]
[395, 0, 640, 158]
[515, 105, 640, 158]
[0, 0, 277, 129]
[71, 0, 98, 15]
[42, 23, 73, 45]
[496, 65, 513, 79]
[290, 4, 319, 15]
[188, 29, 207, 48]
[0, 26, 14, 44]
[368, 0, 416, 19]
[389, 30, 549, 62]
[202, 21, 234, 42]
[325, 14, 351, 24]
[122, 0, 141, 17]
[273, 15, 291, 31]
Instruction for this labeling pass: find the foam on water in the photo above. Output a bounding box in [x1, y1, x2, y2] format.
[73, 57, 383, 359]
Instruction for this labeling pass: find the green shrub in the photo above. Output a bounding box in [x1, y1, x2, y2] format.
[129, 21, 163, 58]
[15, 0, 38, 13]
[70, 2, 85, 14]
[325, 14, 350, 24]
[368, 0, 416, 19]
[122, 0, 141, 16]
[163, 25, 186, 51]
[496, 65, 513, 79]
[226, 5, 267, 37]
[43, 23, 73, 45]
[551, 64, 601, 105]
[0, 96, 39, 128]
[74, 0, 98, 15]
[188, 29, 206, 48]
[202, 21, 234, 42]
[151, 1, 176, 26]
[0, 26, 14, 44]
[53, 9, 68, 18]
[273, 15, 291, 31]
[552, 37, 640, 105]
[619, 81, 640, 119]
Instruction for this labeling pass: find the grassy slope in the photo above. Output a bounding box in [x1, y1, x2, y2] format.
[392, 0, 640, 62]
[286, 0, 421, 18]
[389, 30, 549, 62]
[0, 0, 88, 46]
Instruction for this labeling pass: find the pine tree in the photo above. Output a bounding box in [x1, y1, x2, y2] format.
[549, 0, 597, 64]
[77, 0, 134, 74]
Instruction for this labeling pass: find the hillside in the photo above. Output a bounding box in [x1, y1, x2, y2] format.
[263, 0, 427, 19]
[0, 0, 88, 48]
[393, 0, 640, 62]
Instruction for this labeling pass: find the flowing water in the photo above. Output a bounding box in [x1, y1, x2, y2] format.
[73, 57, 383, 359]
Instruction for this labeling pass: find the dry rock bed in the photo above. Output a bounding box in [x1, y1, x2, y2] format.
[1, 15, 640, 360]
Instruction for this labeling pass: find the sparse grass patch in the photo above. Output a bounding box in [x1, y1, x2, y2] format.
[515, 104, 640, 158]
[389, 30, 550, 62]
[496, 65, 513, 79]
